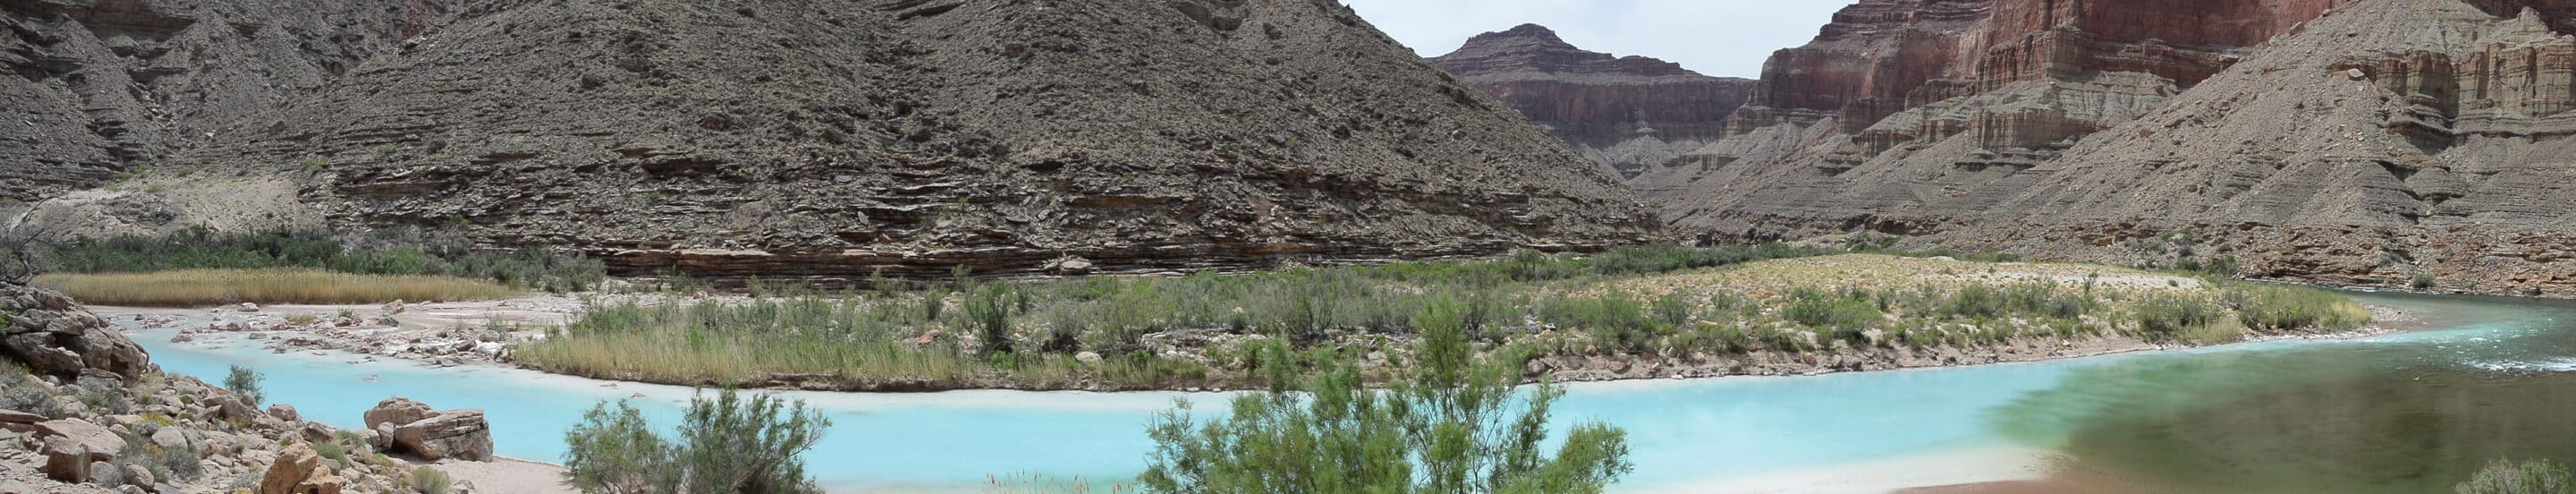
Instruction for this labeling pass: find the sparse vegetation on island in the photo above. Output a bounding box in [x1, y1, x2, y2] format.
[515, 243, 2375, 392]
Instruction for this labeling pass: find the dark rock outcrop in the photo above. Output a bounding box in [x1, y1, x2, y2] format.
[0, 283, 149, 380]
[12, 0, 1660, 281]
[1430, 24, 1755, 179]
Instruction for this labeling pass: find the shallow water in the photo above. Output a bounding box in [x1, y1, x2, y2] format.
[112, 291, 2576, 492]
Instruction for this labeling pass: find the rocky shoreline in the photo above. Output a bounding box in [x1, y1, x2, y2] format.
[0, 282, 542, 494]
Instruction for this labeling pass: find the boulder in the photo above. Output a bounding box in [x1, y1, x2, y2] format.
[257, 444, 343, 494]
[208, 396, 256, 422]
[267, 404, 301, 422]
[361, 398, 433, 430]
[391, 409, 492, 462]
[148, 427, 187, 451]
[121, 462, 153, 486]
[37, 419, 123, 482]
[0, 283, 154, 379]
[367, 397, 491, 461]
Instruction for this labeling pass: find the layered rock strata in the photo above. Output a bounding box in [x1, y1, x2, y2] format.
[1429, 24, 1755, 179]
[10, 0, 1659, 282]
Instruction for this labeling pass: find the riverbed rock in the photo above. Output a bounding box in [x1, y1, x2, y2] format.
[37, 419, 122, 482]
[0, 283, 153, 380]
[258, 444, 343, 494]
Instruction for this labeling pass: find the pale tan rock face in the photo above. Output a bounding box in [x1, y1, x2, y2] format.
[1643, 0, 2576, 296]
[258, 445, 344, 494]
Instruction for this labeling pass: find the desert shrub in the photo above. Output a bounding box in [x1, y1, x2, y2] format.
[1138, 299, 1632, 493]
[160, 444, 204, 481]
[2414, 273, 2439, 291]
[2459, 458, 2573, 494]
[962, 285, 1015, 355]
[564, 388, 830, 494]
[3, 385, 60, 418]
[410, 466, 453, 494]
[225, 365, 264, 406]
[1783, 290, 1881, 345]
[313, 439, 348, 461]
[2133, 294, 2219, 342]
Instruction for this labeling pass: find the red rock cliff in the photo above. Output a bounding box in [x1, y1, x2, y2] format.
[1430, 24, 1754, 179]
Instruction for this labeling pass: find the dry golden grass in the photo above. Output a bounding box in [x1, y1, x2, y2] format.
[36, 268, 518, 306]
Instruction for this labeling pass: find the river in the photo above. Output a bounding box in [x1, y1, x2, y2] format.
[106, 290, 2576, 493]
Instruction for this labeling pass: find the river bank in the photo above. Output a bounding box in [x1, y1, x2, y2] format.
[106, 255, 2395, 395]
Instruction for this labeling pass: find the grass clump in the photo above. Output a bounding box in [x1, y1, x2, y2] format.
[35, 268, 516, 306]
[407, 466, 453, 494]
[2458, 458, 2573, 494]
[2225, 284, 2371, 333]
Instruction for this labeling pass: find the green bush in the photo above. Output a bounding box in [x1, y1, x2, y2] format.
[1784, 290, 1881, 345]
[313, 439, 347, 461]
[2133, 294, 2222, 343]
[564, 388, 831, 494]
[1138, 300, 1633, 493]
[2459, 458, 2573, 494]
[225, 365, 264, 406]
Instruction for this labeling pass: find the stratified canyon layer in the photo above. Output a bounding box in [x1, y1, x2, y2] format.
[1641, 0, 2576, 295]
[1429, 24, 1753, 180]
[4, 0, 1658, 280]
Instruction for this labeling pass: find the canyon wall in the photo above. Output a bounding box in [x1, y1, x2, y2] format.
[1652, 0, 2576, 296]
[1429, 24, 1753, 179]
[5, 0, 1661, 281]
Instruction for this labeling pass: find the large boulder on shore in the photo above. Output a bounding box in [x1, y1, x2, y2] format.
[258, 444, 345, 494]
[364, 397, 492, 462]
[36, 418, 123, 483]
[0, 283, 151, 379]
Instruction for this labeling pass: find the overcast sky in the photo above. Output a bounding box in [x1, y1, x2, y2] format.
[1342, 0, 1855, 79]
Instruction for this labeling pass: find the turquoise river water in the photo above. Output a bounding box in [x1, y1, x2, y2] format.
[110, 291, 2576, 493]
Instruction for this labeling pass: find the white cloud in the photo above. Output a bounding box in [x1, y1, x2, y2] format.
[1341, 0, 1854, 79]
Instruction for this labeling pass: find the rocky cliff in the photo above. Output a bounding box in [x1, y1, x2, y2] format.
[1429, 24, 1754, 180]
[6, 0, 1658, 281]
[1647, 0, 2576, 296]
[0, 0, 470, 202]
